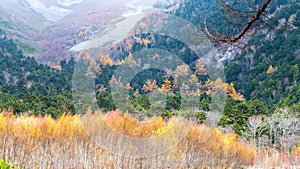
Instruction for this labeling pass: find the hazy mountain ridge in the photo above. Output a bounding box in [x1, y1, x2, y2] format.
[0, 0, 47, 54]
[0, 0, 132, 64]
[25, 0, 73, 21]
[0, 0, 180, 65]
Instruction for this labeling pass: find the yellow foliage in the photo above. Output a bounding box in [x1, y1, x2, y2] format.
[135, 27, 141, 35]
[160, 79, 172, 93]
[0, 112, 87, 143]
[204, 79, 213, 95]
[174, 64, 189, 79]
[125, 38, 132, 49]
[1, 110, 298, 168]
[118, 59, 125, 65]
[142, 80, 158, 92]
[109, 75, 123, 88]
[126, 52, 137, 66]
[195, 59, 207, 75]
[189, 74, 199, 83]
[266, 65, 275, 75]
[291, 145, 300, 156]
[100, 54, 113, 66]
[103, 110, 175, 138]
[125, 83, 133, 90]
[213, 78, 225, 92]
[142, 37, 151, 47]
[204, 79, 245, 100]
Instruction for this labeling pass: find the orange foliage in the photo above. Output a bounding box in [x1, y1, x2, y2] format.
[117, 59, 125, 65]
[142, 37, 151, 47]
[178, 125, 255, 167]
[0, 110, 298, 168]
[195, 59, 207, 75]
[160, 79, 173, 93]
[126, 52, 137, 67]
[52, 65, 62, 71]
[174, 64, 189, 79]
[0, 112, 87, 142]
[189, 74, 199, 83]
[291, 145, 300, 162]
[208, 78, 245, 100]
[213, 77, 225, 92]
[138, 21, 147, 29]
[142, 80, 158, 92]
[103, 110, 175, 138]
[100, 54, 113, 66]
[125, 38, 132, 49]
[125, 83, 133, 90]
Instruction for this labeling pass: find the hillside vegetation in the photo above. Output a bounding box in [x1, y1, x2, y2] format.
[0, 110, 299, 168]
[0, 0, 300, 168]
[225, 2, 300, 107]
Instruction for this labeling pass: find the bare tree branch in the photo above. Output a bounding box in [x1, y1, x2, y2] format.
[201, 0, 272, 44]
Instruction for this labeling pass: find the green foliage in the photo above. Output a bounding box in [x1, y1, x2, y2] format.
[225, 3, 300, 108]
[199, 93, 211, 111]
[13, 39, 36, 54]
[194, 111, 207, 123]
[0, 158, 21, 169]
[0, 32, 75, 117]
[0, 0, 299, 141]
[219, 98, 268, 134]
[160, 109, 178, 120]
[174, 0, 291, 38]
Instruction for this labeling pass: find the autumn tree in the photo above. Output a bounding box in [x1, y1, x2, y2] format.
[213, 77, 225, 92]
[100, 54, 113, 66]
[109, 75, 123, 88]
[118, 59, 125, 65]
[195, 59, 207, 75]
[160, 79, 173, 93]
[266, 65, 275, 75]
[189, 74, 199, 84]
[125, 83, 133, 90]
[126, 52, 137, 67]
[205, 79, 212, 94]
[228, 82, 245, 100]
[142, 80, 158, 92]
[174, 64, 189, 79]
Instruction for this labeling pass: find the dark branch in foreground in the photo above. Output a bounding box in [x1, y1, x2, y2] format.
[201, 0, 272, 44]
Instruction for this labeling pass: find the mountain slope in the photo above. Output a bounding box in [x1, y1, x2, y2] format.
[225, 2, 300, 107]
[0, 0, 47, 54]
[0, 0, 130, 64]
[0, 30, 75, 117]
[173, 0, 299, 108]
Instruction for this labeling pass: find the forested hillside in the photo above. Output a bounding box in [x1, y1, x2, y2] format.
[170, 0, 300, 135]
[0, 31, 75, 117]
[0, 0, 298, 129]
[174, 0, 299, 107]
[174, 0, 292, 39]
[225, 2, 300, 107]
[0, 0, 300, 168]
